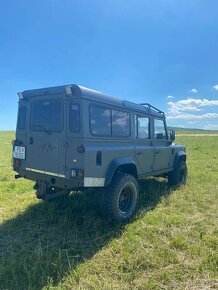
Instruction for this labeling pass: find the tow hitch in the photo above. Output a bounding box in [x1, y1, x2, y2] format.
[34, 180, 69, 201]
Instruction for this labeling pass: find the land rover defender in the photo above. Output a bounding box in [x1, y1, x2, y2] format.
[13, 84, 187, 221]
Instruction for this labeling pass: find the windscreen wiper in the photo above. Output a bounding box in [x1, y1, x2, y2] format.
[31, 124, 51, 134]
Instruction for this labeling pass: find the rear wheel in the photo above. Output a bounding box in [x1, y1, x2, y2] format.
[101, 172, 139, 222]
[168, 160, 187, 186]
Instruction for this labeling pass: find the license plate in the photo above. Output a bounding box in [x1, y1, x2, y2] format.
[13, 146, 26, 160]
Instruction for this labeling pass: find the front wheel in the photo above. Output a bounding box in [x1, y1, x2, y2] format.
[101, 172, 139, 222]
[168, 160, 187, 186]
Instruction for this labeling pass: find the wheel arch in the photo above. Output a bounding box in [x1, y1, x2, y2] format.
[105, 157, 138, 187]
[174, 151, 186, 169]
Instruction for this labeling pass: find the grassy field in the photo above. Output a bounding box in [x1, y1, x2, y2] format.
[0, 131, 217, 290]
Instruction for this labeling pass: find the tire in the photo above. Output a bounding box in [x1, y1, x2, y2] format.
[101, 172, 139, 222]
[168, 160, 187, 186]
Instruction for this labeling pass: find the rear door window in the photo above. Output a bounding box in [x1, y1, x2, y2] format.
[69, 103, 80, 132]
[31, 99, 63, 132]
[18, 106, 26, 130]
[137, 116, 150, 139]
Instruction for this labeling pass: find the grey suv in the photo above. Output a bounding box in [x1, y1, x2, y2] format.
[13, 84, 187, 221]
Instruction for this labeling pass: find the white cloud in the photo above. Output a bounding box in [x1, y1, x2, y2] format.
[167, 97, 218, 124]
[167, 95, 173, 99]
[167, 98, 218, 114]
[202, 123, 218, 130]
[187, 121, 198, 125]
[213, 85, 218, 90]
[190, 88, 198, 93]
[167, 113, 218, 120]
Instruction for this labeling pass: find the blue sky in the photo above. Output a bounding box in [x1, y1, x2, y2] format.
[1, 0, 218, 130]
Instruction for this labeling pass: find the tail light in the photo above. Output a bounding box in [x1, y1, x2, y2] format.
[13, 159, 21, 167]
[77, 145, 85, 153]
[71, 169, 84, 178]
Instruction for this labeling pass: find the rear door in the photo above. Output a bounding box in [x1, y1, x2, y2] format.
[135, 115, 154, 174]
[25, 95, 67, 177]
[65, 99, 84, 179]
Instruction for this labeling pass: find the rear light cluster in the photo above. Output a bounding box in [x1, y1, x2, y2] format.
[77, 145, 85, 153]
[71, 169, 84, 178]
[12, 158, 21, 167]
[12, 139, 23, 146]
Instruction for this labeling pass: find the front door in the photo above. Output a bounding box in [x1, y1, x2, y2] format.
[25, 95, 67, 177]
[153, 118, 171, 171]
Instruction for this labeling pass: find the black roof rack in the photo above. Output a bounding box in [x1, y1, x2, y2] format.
[123, 100, 148, 112]
[139, 103, 165, 115]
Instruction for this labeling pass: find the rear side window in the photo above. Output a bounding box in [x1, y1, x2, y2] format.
[69, 103, 80, 132]
[90, 105, 111, 136]
[154, 119, 167, 139]
[137, 116, 150, 139]
[31, 99, 63, 132]
[18, 106, 26, 130]
[112, 110, 130, 137]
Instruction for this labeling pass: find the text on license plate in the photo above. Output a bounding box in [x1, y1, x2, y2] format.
[13, 146, 26, 160]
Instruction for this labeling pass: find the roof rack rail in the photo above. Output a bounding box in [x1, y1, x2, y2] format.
[139, 103, 165, 115]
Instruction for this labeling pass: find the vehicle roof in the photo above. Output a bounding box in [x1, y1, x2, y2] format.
[21, 84, 165, 118]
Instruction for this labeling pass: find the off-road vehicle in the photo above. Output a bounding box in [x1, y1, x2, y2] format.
[13, 84, 187, 221]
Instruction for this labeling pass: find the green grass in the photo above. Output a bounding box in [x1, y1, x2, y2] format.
[0, 131, 217, 289]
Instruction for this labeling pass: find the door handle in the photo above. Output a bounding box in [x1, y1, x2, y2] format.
[137, 152, 143, 157]
[30, 137, 34, 145]
[155, 150, 160, 154]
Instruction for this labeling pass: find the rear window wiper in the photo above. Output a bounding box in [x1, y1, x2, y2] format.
[31, 124, 51, 134]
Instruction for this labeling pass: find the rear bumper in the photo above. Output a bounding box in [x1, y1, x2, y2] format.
[14, 167, 84, 189]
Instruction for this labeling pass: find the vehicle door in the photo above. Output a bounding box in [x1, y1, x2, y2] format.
[152, 118, 171, 171]
[25, 95, 67, 177]
[135, 115, 154, 174]
[65, 99, 84, 179]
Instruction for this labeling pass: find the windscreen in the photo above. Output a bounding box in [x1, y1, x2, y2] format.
[30, 99, 63, 132]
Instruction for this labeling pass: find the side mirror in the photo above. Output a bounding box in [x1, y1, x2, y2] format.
[170, 130, 175, 141]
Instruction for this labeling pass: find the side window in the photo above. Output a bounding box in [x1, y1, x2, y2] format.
[154, 119, 167, 139]
[90, 105, 111, 136]
[137, 116, 150, 139]
[112, 110, 130, 137]
[69, 103, 80, 132]
[18, 106, 26, 130]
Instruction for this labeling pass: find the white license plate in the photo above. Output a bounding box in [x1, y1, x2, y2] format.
[13, 146, 26, 160]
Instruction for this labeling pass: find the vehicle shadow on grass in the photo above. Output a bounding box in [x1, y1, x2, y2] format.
[0, 178, 170, 290]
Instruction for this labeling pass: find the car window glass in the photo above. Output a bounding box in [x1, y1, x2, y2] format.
[69, 103, 80, 132]
[31, 100, 63, 132]
[154, 119, 167, 139]
[137, 116, 149, 138]
[112, 110, 130, 137]
[90, 105, 111, 136]
[18, 106, 26, 130]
